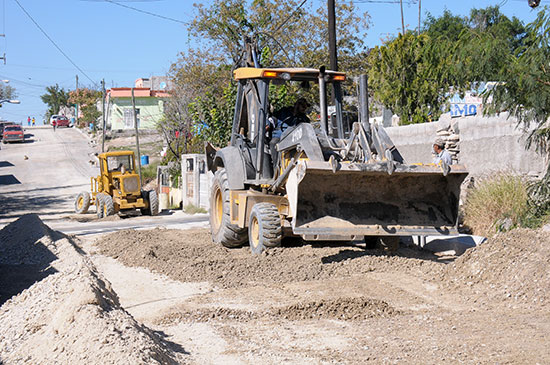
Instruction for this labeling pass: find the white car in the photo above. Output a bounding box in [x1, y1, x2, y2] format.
[49, 115, 61, 125]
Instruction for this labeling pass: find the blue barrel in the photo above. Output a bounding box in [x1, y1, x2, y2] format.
[141, 155, 149, 166]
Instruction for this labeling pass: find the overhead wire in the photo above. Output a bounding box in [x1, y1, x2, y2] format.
[273, 0, 309, 34]
[102, 0, 188, 25]
[13, 0, 97, 87]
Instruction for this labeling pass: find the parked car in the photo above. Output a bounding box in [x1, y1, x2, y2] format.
[0, 121, 14, 140]
[2, 124, 24, 143]
[53, 116, 71, 128]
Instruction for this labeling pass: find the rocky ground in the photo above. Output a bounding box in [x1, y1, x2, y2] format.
[1, 214, 550, 364]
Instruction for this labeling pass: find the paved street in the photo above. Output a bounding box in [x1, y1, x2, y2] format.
[0, 126, 208, 234]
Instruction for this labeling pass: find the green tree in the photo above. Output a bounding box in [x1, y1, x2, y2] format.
[368, 5, 528, 124]
[40, 84, 70, 121]
[488, 6, 550, 155]
[0, 83, 17, 101]
[368, 32, 455, 124]
[190, 0, 369, 69]
[166, 0, 370, 150]
[69, 88, 101, 127]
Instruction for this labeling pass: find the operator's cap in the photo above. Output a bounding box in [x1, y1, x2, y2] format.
[434, 138, 445, 148]
[296, 97, 310, 107]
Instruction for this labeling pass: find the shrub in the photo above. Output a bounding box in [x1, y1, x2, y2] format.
[463, 173, 530, 236]
[183, 204, 207, 214]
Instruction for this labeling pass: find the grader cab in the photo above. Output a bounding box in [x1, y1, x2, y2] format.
[74, 151, 159, 218]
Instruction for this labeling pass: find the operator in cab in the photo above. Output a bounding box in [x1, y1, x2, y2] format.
[268, 98, 311, 170]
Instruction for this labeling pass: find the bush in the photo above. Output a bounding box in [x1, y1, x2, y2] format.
[183, 204, 207, 214]
[141, 163, 158, 185]
[463, 173, 530, 236]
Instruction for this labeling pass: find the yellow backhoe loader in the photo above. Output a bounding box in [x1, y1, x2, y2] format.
[206, 42, 468, 254]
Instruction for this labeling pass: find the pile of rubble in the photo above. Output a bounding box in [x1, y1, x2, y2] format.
[436, 115, 461, 164]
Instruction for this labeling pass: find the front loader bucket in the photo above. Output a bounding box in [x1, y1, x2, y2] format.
[285, 160, 468, 240]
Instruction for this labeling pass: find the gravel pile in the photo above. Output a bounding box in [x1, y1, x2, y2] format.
[0, 214, 186, 364]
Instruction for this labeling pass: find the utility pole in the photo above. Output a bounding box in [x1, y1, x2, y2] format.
[328, 0, 337, 72]
[131, 88, 142, 187]
[327, 0, 344, 138]
[101, 79, 106, 153]
[400, 0, 405, 34]
[75, 75, 79, 125]
[418, 0, 421, 35]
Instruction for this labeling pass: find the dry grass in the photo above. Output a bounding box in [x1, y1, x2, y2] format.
[463, 173, 530, 237]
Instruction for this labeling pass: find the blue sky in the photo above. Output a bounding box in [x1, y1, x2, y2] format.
[0, 0, 542, 124]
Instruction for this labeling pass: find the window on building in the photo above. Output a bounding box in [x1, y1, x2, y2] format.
[123, 108, 140, 128]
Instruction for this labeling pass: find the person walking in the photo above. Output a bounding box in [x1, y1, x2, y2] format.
[27, 116, 31, 126]
[32, 117, 35, 126]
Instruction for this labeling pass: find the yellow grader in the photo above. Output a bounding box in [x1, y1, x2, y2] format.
[74, 150, 158, 218]
[206, 43, 468, 254]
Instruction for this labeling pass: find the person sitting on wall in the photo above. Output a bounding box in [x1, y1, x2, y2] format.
[433, 138, 452, 166]
[269, 98, 311, 171]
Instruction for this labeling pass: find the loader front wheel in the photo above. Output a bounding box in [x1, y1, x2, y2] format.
[210, 168, 247, 247]
[102, 194, 115, 217]
[248, 203, 282, 255]
[75, 191, 91, 214]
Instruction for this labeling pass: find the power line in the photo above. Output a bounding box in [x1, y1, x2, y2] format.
[102, 0, 187, 25]
[13, 0, 97, 86]
[273, 0, 309, 34]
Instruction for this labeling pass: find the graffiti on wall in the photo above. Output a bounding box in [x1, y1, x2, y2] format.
[450, 103, 479, 117]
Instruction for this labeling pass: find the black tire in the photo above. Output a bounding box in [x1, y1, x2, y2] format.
[210, 168, 247, 247]
[75, 191, 91, 214]
[379, 236, 400, 253]
[248, 203, 282, 255]
[363, 236, 378, 250]
[141, 190, 159, 216]
[102, 194, 115, 217]
[96, 193, 105, 218]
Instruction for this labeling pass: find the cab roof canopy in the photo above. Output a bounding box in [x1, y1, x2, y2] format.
[233, 67, 346, 82]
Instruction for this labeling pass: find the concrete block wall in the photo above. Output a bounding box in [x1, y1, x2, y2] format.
[385, 113, 547, 177]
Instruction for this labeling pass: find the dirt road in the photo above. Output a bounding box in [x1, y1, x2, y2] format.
[85, 227, 549, 364]
[1, 126, 549, 364]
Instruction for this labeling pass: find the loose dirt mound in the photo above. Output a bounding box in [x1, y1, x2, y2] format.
[158, 297, 397, 324]
[273, 297, 399, 320]
[95, 228, 439, 289]
[0, 214, 186, 364]
[436, 228, 550, 308]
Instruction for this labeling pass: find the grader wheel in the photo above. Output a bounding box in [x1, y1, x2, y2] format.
[75, 191, 91, 214]
[102, 194, 115, 217]
[96, 193, 105, 218]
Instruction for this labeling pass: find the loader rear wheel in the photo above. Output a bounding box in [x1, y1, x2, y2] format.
[248, 203, 282, 255]
[102, 194, 115, 217]
[75, 191, 91, 214]
[141, 190, 159, 216]
[210, 168, 247, 247]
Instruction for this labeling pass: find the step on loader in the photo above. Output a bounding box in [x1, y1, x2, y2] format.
[206, 43, 468, 254]
[74, 150, 159, 218]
